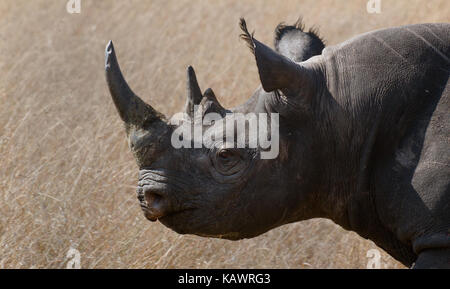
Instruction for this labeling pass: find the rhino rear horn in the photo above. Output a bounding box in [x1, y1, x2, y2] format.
[239, 18, 313, 95]
[105, 41, 165, 129]
[184, 66, 203, 117]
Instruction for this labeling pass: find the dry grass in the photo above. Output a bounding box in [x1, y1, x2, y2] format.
[0, 0, 448, 269]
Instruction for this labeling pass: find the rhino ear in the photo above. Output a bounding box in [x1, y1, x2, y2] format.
[239, 18, 313, 94]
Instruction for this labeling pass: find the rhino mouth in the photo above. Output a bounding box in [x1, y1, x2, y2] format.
[135, 169, 245, 238]
[136, 169, 197, 223]
[140, 205, 195, 222]
[137, 185, 196, 222]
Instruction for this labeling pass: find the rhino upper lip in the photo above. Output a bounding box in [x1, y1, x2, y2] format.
[140, 205, 195, 222]
[159, 207, 195, 220]
[138, 188, 195, 222]
[137, 170, 196, 221]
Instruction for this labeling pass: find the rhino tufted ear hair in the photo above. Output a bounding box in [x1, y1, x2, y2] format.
[274, 17, 325, 62]
[239, 18, 314, 95]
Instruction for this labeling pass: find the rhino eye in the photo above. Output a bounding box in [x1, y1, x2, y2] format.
[213, 149, 243, 175]
[218, 149, 233, 160]
[217, 149, 239, 166]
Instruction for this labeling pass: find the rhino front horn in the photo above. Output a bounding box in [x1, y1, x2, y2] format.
[105, 41, 165, 128]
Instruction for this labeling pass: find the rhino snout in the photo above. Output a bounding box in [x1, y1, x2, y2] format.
[138, 185, 171, 222]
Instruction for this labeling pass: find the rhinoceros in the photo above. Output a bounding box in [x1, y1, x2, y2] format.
[105, 19, 450, 268]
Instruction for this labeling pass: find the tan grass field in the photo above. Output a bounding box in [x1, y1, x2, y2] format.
[0, 0, 448, 269]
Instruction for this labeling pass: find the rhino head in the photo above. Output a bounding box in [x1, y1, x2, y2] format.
[105, 19, 326, 240]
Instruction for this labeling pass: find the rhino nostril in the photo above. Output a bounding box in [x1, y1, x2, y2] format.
[144, 191, 167, 218]
[146, 192, 163, 206]
[139, 185, 171, 221]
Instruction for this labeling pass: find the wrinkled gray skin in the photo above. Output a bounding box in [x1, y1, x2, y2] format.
[105, 19, 450, 268]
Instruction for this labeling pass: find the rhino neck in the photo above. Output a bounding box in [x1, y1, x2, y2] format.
[310, 51, 422, 266]
[307, 86, 415, 266]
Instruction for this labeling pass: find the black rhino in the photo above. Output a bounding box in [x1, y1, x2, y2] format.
[105, 19, 449, 268]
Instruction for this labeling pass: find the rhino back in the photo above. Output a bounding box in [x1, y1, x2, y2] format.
[322, 23, 449, 117]
[320, 23, 449, 175]
[318, 23, 449, 265]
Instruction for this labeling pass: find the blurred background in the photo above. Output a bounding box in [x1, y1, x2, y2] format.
[0, 0, 448, 268]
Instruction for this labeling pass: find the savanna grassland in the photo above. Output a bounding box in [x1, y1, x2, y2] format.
[0, 0, 448, 268]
